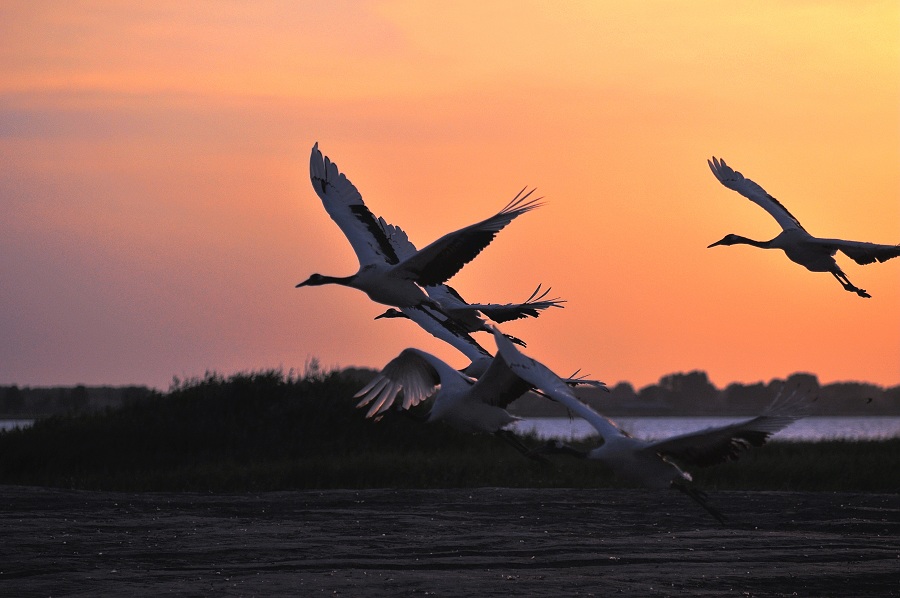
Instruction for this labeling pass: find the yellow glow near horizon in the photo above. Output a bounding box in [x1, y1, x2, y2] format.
[1, 1, 897, 390]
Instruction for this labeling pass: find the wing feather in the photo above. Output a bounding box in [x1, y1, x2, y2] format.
[645, 414, 802, 467]
[309, 143, 399, 267]
[822, 239, 900, 265]
[708, 157, 805, 232]
[354, 348, 475, 418]
[468, 284, 565, 323]
[396, 188, 543, 285]
[354, 349, 441, 418]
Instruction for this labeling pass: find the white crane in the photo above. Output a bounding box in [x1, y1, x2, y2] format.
[707, 157, 900, 298]
[368, 216, 562, 348]
[490, 327, 806, 523]
[297, 143, 543, 309]
[375, 283, 565, 348]
[354, 331, 604, 455]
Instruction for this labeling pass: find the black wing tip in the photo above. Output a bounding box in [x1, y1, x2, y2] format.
[523, 284, 565, 307]
[501, 187, 545, 214]
[708, 155, 738, 178]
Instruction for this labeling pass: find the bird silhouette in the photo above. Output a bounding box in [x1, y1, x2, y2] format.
[370, 218, 563, 347]
[490, 326, 806, 523]
[375, 284, 565, 347]
[354, 328, 604, 456]
[707, 156, 900, 298]
[297, 143, 543, 309]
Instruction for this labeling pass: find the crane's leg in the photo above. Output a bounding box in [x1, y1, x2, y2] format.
[671, 480, 727, 524]
[831, 271, 870, 298]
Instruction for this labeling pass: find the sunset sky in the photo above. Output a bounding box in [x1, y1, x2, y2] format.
[2, 1, 898, 392]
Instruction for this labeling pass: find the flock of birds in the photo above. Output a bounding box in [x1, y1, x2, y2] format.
[296, 143, 899, 522]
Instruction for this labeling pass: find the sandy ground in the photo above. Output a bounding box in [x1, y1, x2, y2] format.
[0, 486, 897, 597]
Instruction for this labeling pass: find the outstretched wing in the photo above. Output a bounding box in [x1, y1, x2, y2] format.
[645, 413, 802, 467]
[467, 284, 566, 323]
[309, 143, 400, 267]
[354, 348, 460, 418]
[379, 219, 418, 261]
[395, 188, 544, 285]
[819, 239, 900, 266]
[708, 157, 805, 233]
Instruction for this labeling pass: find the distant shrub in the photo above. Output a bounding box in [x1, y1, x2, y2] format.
[0, 369, 897, 492]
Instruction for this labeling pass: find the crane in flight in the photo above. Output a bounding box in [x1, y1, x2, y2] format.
[375, 284, 565, 347]
[490, 326, 806, 523]
[371, 218, 564, 347]
[354, 329, 604, 456]
[297, 143, 543, 309]
[707, 156, 900, 298]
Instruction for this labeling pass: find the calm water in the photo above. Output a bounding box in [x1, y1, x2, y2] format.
[3, 417, 899, 440]
[0, 420, 34, 432]
[510, 416, 900, 442]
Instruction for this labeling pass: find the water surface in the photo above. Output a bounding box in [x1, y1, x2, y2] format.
[510, 416, 900, 441]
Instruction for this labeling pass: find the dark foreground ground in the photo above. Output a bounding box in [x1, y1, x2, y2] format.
[0, 486, 897, 597]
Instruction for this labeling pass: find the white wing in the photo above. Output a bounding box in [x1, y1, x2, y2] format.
[379, 219, 418, 261]
[309, 143, 400, 268]
[354, 348, 471, 418]
[708, 157, 805, 232]
[489, 327, 622, 441]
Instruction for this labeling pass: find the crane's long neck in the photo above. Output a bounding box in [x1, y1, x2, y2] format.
[319, 274, 357, 286]
[729, 235, 775, 249]
[296, 273, 357, 289]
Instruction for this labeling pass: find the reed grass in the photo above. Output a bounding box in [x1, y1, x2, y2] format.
[0, 369, 896, 492]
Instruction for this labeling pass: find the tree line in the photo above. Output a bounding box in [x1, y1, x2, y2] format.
[1, 368, 897, 419]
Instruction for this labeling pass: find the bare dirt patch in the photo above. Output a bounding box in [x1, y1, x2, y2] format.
[0, 486, 896, 597]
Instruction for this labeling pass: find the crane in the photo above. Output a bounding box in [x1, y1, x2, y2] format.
[707, 156, 900, 298]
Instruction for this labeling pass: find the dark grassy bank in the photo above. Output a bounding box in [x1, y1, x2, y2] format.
[0, 369, 897, 492]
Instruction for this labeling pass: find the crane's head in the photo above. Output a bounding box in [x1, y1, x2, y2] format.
[295, 273, 328, 288]
[707, 233, 742, 248]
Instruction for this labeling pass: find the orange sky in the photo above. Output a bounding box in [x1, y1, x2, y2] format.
[2, 1, 898, 391]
